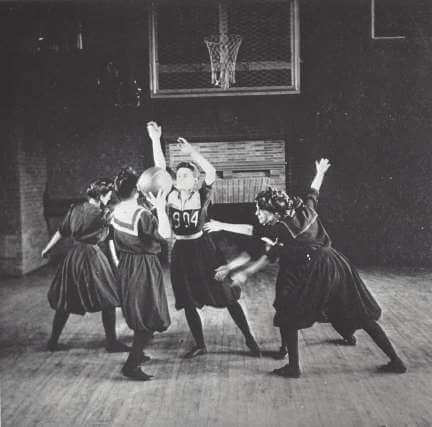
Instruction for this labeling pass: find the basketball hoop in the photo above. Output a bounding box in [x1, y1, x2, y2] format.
[204, 34, 242, 90]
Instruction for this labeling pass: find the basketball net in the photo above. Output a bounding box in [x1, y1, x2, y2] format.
[204, 34, 242, 90]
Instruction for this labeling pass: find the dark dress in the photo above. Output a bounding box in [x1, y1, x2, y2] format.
[168, 182, 240, 310]
[48, 202, 121, 315]
[112, 200, 170, 333]
[266, 189, 381, 331]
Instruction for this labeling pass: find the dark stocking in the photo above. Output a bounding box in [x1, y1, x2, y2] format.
[101, 308, 117, 344]
[125, 330, 153, 368]
[284, 327, 299, 369]
[47, 310, 69, 351]
[363, 320, 399, 361]
[184, 307, 205, 348]
[273, 326, 300, 378]
[362, 320, 406, 373]
[102, 308, 130, 352]
[122, 330, 154, 380]
[227, 302, 261, 356]
[227, 302, 253, 341]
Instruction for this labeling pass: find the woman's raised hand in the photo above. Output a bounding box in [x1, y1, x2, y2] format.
[177, 137, 195, 155]
[146, 121, 162, 140]
[315, 158, 331, 175]
[146, 189, 167, 210]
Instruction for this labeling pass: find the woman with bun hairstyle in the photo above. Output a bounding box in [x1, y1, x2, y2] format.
[112, 167, 171, 381]
[210, 159, 406, 377]
[42, 178, 127, 353]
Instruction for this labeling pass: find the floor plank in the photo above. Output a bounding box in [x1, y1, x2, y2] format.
[1, 264, 432, 426]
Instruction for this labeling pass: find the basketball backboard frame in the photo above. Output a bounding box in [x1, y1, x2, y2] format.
[149, 0, 300, 98]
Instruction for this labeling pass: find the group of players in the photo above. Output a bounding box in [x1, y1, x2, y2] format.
[41, 122, 406, 381]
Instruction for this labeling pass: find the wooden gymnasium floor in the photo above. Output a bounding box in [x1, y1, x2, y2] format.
[1, 262, 432, 427]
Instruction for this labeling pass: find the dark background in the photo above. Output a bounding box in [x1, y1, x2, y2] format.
[1, 0, 432, 275]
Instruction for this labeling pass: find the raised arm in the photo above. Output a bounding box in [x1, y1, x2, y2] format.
[146, 190, 171, 239]
[203, 220, 253, 236]
[177, 137, 216, 185]
[147, 121, 167, 170]
[310, 158, 331, 192]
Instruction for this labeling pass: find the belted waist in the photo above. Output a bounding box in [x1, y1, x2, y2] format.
[118, 250, 159, 256]
[174, 231, 203, 240]
[74, 240, 99, 246]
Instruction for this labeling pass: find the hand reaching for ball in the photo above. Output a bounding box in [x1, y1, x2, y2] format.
[146, 189, 167, 211]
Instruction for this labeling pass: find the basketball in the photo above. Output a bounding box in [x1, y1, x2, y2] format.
[137, 167, 173, 195]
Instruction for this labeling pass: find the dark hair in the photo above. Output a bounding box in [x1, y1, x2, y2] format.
[176, 161, 198, 176]
[86, 178, 113, 200]
[255, 187, 303, 217]
[166, 166, 176, 179]
[114, 167, 139, 200]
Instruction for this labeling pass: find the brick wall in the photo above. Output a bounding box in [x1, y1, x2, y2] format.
[0, 121, 21, 275]
[0, 117, 49, 276]
[17, 129, 49, 274]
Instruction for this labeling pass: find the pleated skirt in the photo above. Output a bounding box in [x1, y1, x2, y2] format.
[171, 234, 241, 310]
[117, 252, 171, 333]
[48, 243, 120, 315]
[273, 246, 382, 330]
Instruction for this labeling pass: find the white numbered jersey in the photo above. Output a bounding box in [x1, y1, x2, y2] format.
[167, 184, 212, 236]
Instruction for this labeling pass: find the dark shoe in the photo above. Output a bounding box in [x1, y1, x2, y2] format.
[183, 346, 207, 359]
[246, 337, 262, 357]
[377, 359, 407, 374]
[106, 340, 131, 353]
[140, 352, 151, 364]
[273, 346, 288, 360]
[342, 335, 357, 346]
[232, 285, 242, 300]
[272, 364, 301, 378]
[121, 365, 153, 381]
